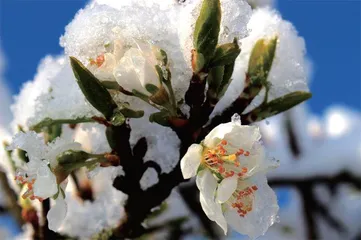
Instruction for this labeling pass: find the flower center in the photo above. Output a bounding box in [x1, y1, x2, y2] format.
[202, 140, 251, 179]
[90, 54, 105, 68]
[229, 185, 258, 217]
[15, 172, 44, 202]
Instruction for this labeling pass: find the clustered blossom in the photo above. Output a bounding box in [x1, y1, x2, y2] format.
[88, 39, 164, 96]
[181, 116, 279, 237]
[0, 0, 314, 238]
[7, 131, 81, 231]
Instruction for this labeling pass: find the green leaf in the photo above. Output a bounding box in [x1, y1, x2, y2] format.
[117, 107, 144, 119]
[154, 49, 168, 66]
[149, 110, 170, 127]
[145, 83, 159, 95]
[218, 61, 235, 97]
[207, 66, 225, 99]
[101, 81, 121, 90]
[31, 117, 95, 132]
[191, 50, 206, 73]
[70, 57, 118, 119]
[106, 126, 117, 150]
[149, 86, 170, 106]
[247, 37, 278, 87]
[245, 91, 312, 122]
[209, 40, 241, 67]
[110, 111, 125, 126]
[57, 150, 91, 166]
[193, 0, 221, 62]
[47, 124, 62, 142]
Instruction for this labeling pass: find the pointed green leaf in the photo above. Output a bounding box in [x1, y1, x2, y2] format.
[70, 57, 117, 119]
[101, 81, 121, 90]
[149, 86, 170, 106]
[247, 37, 277, 87]
[218, 61, 235, 97]
[193, 0, 221, 62]
[154, 49, 168, 66]
[209, 40, 241, 67]
[191, 50, 206, 73]
[145, 83, 159, 95]
[207, 66, 225, 98]
[47, 124, 62, 142]
[149, 110, 170, 127]
[110, 111, 125, 126]
[244, 91, 312, 122]
[31, 117, 95, 132]
[118, 107, 144, 119]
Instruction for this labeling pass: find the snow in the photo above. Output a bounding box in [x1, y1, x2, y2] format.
[10, 56, 61, 131]
[212, 7, 311, 116]
[60, 166, 126, 239]
[11, 55, 100, 131]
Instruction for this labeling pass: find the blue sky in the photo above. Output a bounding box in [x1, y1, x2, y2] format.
[0, 0, 360, 115]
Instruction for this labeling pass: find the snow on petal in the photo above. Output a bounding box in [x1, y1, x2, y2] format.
[7, 131, 46, 161]
[33, 164, 58, 199]
[216, 175, 238, 203]
[180, 144, 203, 179]
[61, 0, 191, 101]
[48, 196, 67, 232]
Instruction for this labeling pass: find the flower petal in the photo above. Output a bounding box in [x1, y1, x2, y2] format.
[8, 131, 47, 161]
[224, 124, 261, 151]
[180, 144, 203, 179]
[48, 196, 67, 231]
[200, 193, 228, 235]
[33, 164, 58, 199]
[216, 175, 238, 203]
[224, 174, 279, 238]
[204, 122, 234, 148]
[196, 169, 217, 201]
[114, 50, 144, 93]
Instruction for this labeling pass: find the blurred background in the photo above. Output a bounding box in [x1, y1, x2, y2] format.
[0, 0, 360, 239]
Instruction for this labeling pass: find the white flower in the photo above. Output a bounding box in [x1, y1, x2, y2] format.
[48, 196, 67, 231]
[8, 132, 81, 200]
[88, 39, 162, 96]
[180, 117, 279, 237]
[7, 132, 81, 229]
[87, 39, 125, 82]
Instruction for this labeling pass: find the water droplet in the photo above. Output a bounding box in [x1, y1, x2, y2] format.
[231, 114, 241, 125]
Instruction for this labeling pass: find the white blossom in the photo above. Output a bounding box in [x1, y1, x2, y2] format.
[87, 39, 163, 96]
[48, 196, 67, 231]
[7, 131, 81, 229]
[180, 117, 279, 237]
